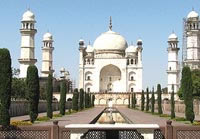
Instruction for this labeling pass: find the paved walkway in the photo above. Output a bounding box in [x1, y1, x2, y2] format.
[11, 111, 60, 121]
[34, 107, 105, 126]
[117, 107, 188, 126]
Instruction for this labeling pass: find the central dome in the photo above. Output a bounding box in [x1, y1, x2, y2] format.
[93, 30, 128, 51]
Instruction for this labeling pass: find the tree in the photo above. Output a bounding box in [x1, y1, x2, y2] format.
[146, 88, 150, 112]
[128, 94, 131, 108]
[84, 91, 86, 108]
[46, 74, 53, 118]
[26, 65, 40, 123]
[141, 90, 145, 111]
[192, 69, 200, 97]
[181, 66, 195, 123]
[0, 48, 12, 126]
[178, 69, 200, 99]
[89, 93, 92, 108]
[85, 93, 89, 108]
[131, 93, 134, 108]
[79, 89, 84, 110]
[157, 84, 163, 114]
[11, 78, 27, 100]
[59, 80, 67, 115]
[171, 84, 175, 119]
[133, 93, 136, 109]
[92, 95, 95, 107]
[72, 89, 79, 111]
[151, 87, 155, 113]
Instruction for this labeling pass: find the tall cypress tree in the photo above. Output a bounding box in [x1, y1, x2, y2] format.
[0, 49, 12, 126]
[72, 89, 79, 111]
[171, 84, 175, 119]
[89, 93, 92, 108]
[59, 80, 66, 115]
[151, 87, 155, 113]
[92, 95, 95, 107]
[131, 93, 134, 108]
[85, 93, 89, 108]
[84, 91, 86, 108]
[157, 84, 163, 114]
[146, 88, 149, 112]
[79, 89, 84, 110]
[46, 74, 53, 118]
[128, 94, 131, 108]
[181, 66, 195, 123]
[26, 65, 40, 123]
[141, 90, 145, 111]
[133, 93, 136, 109]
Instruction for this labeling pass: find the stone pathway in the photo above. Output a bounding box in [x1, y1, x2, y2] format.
[117, 107, 189, 126]
[11, 111, 60, 121]
[34, 107, 105, 126]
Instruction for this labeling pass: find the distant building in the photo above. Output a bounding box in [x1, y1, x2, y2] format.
[78, 18, 143, 93]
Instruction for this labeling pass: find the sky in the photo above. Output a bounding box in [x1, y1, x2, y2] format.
[0, 0, 199, 89]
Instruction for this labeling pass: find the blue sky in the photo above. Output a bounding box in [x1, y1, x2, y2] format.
[0, 0, 199, 89]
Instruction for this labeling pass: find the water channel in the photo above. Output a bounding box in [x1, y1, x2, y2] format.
[93, 107, 131, 124]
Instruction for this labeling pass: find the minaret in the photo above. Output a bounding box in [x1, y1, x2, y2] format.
[184, 10, 200, 69]
[167, 33, 180, 93]
[137, 39, 143, 67]
[78, 39, 85, 89]
[137, 39, 143, 92]
[41, 32, 54, 77]
[18, 10, 37, 78]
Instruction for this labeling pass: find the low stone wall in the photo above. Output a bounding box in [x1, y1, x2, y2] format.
[9, 100, 72, 117]
[162, 99, 200, 115]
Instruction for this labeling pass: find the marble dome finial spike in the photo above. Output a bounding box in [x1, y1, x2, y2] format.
[192, 7, 194, 11]
[89, 40, 91, 45]
[109, 16, 112, 31]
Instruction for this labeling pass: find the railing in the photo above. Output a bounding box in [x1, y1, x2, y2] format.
[1, 121, 200, 139]
[65, 124, 162, 139]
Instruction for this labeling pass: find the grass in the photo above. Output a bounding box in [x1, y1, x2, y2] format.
[11, 120, 32, 126]
[36, 116, 50, 121]
[159, 114, 170, 117]
[53, 114, 62, 118]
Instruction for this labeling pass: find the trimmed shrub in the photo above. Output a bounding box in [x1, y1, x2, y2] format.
[0, 48, 12, 126]
[92, 95, 95, 107]
[141, 90, 145, 111]
[133, 93, 136, 109]
[46, 74, 53, 118]
[146, 88, 149, 112]
[157, 84, 163, 114]
[72, 89, 79, 111]
[181, 66, 195, 123]
[59, 80, 67, 115]
[171, 85, 175, 119]
[26, 65, 40, 123]
[80, 89, 84, 110]
[151, 88, 155, 113]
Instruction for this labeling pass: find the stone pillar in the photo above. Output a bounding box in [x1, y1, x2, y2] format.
[165, 120, 173, 139]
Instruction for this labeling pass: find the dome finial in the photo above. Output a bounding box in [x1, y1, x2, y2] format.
[109, 16, 112, 31]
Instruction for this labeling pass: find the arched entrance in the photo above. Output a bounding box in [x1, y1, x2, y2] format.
[100, 64, 121, 92]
